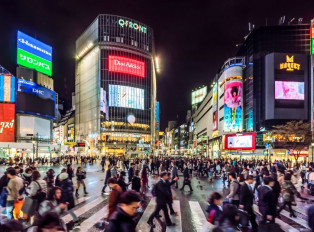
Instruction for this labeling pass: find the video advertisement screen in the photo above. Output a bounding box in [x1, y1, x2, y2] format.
[275, 81, 304, 100]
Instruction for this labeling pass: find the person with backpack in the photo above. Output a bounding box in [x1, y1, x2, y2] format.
[59, 172, 80, 229]
[206, 192, 223, 226]
[55, 168, 66, 187]
[75, 167, 88, 198]
[6, 167, 24, 220]
[226, 172, 240, 207]
[29, 171, 48, 201]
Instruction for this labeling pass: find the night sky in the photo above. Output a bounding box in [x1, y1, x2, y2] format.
[0, 0, 313, 129]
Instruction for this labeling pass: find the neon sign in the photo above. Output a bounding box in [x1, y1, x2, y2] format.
[118, 19, 147, 33]
[311, 25, 314, 55]
[108, 55, 145, 77]
[0, 103, 15, 142]
[0, 75, 15, 103]
[279, 55, 300, 71]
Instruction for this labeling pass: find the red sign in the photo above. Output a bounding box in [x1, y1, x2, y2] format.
[0, 103, 15, 142]
[225, 133, 256, 150]
[108, 55, 145, 77]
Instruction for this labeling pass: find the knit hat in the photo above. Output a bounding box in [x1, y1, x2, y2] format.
[59, 173, 69, 181]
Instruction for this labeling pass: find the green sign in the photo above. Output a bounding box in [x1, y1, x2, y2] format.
[118, 19, 147, 33]
[312, 38, 314, 55]
[17, 48, 52, 76]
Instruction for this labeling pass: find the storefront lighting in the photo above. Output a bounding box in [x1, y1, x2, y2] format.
[155, 56, 160, 73]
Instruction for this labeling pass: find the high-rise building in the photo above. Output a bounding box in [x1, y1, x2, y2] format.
[75, 14, 157, 156]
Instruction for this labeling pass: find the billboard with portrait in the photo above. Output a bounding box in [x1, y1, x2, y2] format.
[17, 31, 52, 76]
[275, 81, 304, 100]
[0, 74, 15, 103]
[224, 81, 243, 131]
[225, 133, 255, 150]
[100, 88, 109, 120]
[0, 103, 15, 142]
[16, 79, 56, 119]
[109, 84, 144, 110]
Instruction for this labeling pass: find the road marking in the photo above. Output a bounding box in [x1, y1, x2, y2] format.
[79, 204, 108, 231]
[189, 201, 214, 232]
[62, 196, 105, 224]
[253, 204, 299, 232]
[280, 209, 310, 229]
[75, 196, 90, 205]
[166, 200, 182, 232]
[136, 199, 156, 232]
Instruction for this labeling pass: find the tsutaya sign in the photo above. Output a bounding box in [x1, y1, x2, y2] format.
[280, 55, 301, 71]
[118, 19, 147, 33]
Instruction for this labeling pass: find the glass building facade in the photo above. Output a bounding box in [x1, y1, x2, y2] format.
[75, 15, 156, 155]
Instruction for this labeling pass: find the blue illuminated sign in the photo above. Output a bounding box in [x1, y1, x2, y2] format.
[0, 74, 15, 103]
[17, 79, 55, 100]
[156, 101, 160, 130]
[17, 31, 52, 62]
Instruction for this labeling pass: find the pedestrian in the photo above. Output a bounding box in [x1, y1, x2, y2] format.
[131, 170, 141, 192]
[128, 163, 135, 183]
[308, 205, 314, 231]
[6, 167, 24, 220]
[166, 173, 178, 215]
[257, 176, 276, 223]
[75, 167, 88, 198]
[206, 192, 222, 225]
[141, 167, 149, 194]
[59, 172, 80, 228]
[118, 171, 129, 192]
[239, 175, 258, 232]
[212, 204, 239, 232]
[44, 169, 55, 192]
[111, 163, 118, 179]
[147, 172, 176, 228]
[107, 177, 123, 220]
[180, 163, 193, 192]
[171, 161, 179, 188]
[29, 170, 48, 199]
[67, 164, 74, 179]
[107, 190, 141, 232]
[226, 172, 240, 207]
[55, 168, 66, 187]
[102, 164, 112, 193]
[277, 173, 298, 218]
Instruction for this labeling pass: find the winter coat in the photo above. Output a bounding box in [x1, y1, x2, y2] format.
[107, 206, 136, 232]
[59, 173, 75, 210]
[108, 184, 122, 220]
[281, 180, 298, 202]
[131, 176, 141, 192]
[206, 204, 222, 225]
[30, 179, 48, 197]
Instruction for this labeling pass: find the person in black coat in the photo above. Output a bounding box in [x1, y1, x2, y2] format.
[101, 164, 112, 193]
[257, 176, 277, 223]
[147, 172, 176, 228]
[107, 191, 141, 232]
[131, 170, 141, 192]
[180, 163, 193, 192]
[128, 163, 135, 183]
[239, 175, 258, 232]
[166, 173, 178, 215]
[206, 192, 223, 225]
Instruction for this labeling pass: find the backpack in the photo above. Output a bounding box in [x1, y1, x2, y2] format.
[55, 174, 61, 187]
[208, 209, 216, 224]
[32, 181, 46, 203]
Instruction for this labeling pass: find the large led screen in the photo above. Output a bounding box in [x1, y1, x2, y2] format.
[108, 55, 145, 77]
[16, 79, 56, 119]
[17, 31, 52, 76]
[109, 85, 144, 110]
[0, 74, 15, 103]
[275, 81, 304, 100]
[225, 133, 255, 150]
[0, 103, 15, 142]
[224, 81, 243, 131]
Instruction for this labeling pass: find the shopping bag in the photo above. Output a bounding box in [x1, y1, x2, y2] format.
[13, 200, 24, 219]
[21, 197, 37, 217]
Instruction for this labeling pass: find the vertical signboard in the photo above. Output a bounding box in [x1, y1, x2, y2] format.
[0, 103, 15, 142]
[212, 83, 218, 132]
[192, 86, 207, 105]
[311, 23, 314, 55]
[224, 81, 243, 131]
[0, 74, 15, 103]
[156, 101, 160, 131]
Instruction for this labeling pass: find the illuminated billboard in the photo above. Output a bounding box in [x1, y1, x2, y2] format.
[16, 79, 56, 119]
[192, 86, 207, 105]
[213, 111, 217, 130]
[0, 103, 15, 142]
[17, 31, 52, 76]
[275, 81, 304, 100]
[0, 74, 15, 103]
[224, 81, 243, 131]
[109, 85, 144, 110]
[225, 133, 256, 150]
[108, 55, 145, 77]
[100, 88, 109, 120]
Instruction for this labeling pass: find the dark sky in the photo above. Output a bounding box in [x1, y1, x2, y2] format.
[0, 0, 313, 129]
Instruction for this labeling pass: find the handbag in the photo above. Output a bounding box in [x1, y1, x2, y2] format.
[21, 197, 37, 217]
[238, 209, 249, 227]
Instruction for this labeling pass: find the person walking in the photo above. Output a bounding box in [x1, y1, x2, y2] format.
[102, 164, 112, 194]
[128, 163, 135, 184]
[226, 172, 240, 207]
[107, 177, 122, 220]
[147, 172, 176, 228]
[171, 161, 179, 188]
[141, 167, 149, 194]
[107, 191, 141, 232]
[75, 167, 88, 198]
[131, 170, 141, 192]
[111, 164, 118, 179]
[66, 164, 74, 179]
[180, 163, 193, 192]
[206, 192, 223, 225]
[239, 175, 258, 232]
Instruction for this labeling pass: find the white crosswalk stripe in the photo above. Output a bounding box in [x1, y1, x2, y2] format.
[79, 204, 108, 231]
[189, 201, 215, 232]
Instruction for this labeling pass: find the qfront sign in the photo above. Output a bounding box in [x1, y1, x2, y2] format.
[108, 55, 145, 77]
[279, 55, 300, 71]
[118, 19, 147, 33]
[17, 31, 52, 76]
